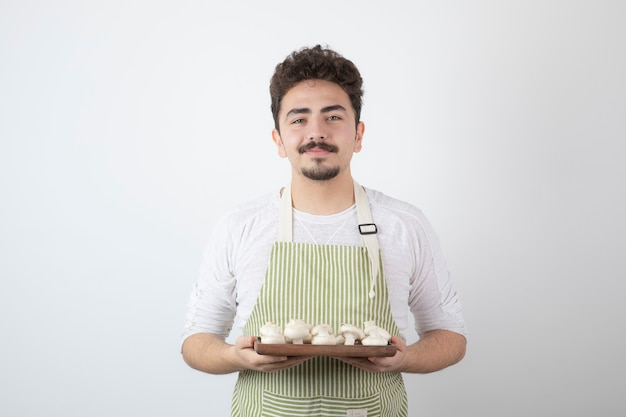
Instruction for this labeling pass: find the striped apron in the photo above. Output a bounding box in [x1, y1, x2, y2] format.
[232, 181, 408, 417]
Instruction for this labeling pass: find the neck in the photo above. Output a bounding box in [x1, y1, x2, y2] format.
[289, 173, 355, 215]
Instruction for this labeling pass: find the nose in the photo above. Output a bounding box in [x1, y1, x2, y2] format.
[308, 118, 327, 140]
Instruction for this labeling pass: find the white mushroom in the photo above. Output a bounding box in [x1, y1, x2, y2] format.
[339, 324, 365, 346]
[311, 324, 337, 345]
[362, 320, 391, 346]
[303, 325, 313, 343]
[284, 319, 311, 344]
[259, 321, 286, 344]
[361, 335, 389, 346]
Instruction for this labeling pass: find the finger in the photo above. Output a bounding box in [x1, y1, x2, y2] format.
[260, 356, 312, 372]
[236, 335, 256, 349]
[390, 336, 406, 349]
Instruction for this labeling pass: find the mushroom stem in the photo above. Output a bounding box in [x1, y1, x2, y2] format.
[344, 334, 357, 345]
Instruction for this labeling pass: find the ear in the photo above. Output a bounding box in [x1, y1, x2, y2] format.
[353, 121, 365, 153]
[272, 128, 288, 158]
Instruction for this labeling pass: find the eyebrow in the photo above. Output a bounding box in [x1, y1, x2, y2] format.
[284, 104, 348, 119]
[321, 104, 348, 113]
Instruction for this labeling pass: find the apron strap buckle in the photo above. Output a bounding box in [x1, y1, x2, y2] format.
[358, 223, 378, 235]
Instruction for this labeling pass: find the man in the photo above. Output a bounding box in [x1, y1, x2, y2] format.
[182, 45, 467, 416]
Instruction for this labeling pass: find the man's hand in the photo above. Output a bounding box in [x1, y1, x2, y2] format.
[332, 330, 466, 374]
[232, 336, 313, 373]
[331, 336, 409, 372]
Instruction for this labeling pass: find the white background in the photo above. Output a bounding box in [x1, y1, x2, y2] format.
[1, 1, 625, 416]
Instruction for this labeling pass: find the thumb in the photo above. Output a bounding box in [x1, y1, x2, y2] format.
[390, 336, 406, 349]
[237, 335, 256, 349]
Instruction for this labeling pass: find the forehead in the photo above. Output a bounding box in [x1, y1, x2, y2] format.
[280, 79, 352, 110]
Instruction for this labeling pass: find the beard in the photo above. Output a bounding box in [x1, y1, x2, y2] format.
[298, 141, 340, 181]
[301, 163, 340, 181]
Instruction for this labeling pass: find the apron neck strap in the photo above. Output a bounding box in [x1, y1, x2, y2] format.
[278, 184, 293, 242]
[353, 180, 381, 298]
[278, 180, 381, 298]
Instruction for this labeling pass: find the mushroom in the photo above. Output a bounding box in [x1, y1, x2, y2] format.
[284, 319, 311, 344]
[311, 324, 337, 345]
[361, 334, 389, 346]
[303, 326, 314, 343]
[362, 320, 391, 346]
[339, 324, 365, 346]
[259, 321, 286, 344]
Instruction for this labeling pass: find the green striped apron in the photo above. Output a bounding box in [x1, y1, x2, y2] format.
[232, 181, 408, 417]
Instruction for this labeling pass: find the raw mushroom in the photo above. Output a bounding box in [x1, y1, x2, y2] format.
[284, 319, 311, 344]
[311, 324, 337, 345]
[339, 324, 365, 346]
[362, 320, 391, 346]
[361, 334, 389, 346]
[363, 320, 391, 340]
[303, 325, 313, 343]
[259, 321, 286, 344]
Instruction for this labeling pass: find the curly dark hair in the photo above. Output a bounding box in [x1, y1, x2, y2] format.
[270, 45, 364, 130]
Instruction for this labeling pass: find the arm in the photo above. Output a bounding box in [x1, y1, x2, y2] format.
[335, 329, 465, 374]
[182, 332, 313, 375]
[397, 329, 466, 373]
[182, 333, 248, 375]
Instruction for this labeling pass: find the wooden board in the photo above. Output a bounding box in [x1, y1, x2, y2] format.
[254, 339, 397, 357]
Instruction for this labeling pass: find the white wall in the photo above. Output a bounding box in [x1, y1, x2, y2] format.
[1, 1, 624, 416]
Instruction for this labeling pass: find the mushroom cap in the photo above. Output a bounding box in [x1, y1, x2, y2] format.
[363, 321, 391, 340]
[259, 322, 283, 337]
[284, 320, 311, 340]
[261, 334, 286, 344]
[339, 324, 365, 340]
[363, 320, 376, 329]
[311, 334, 337, 345]
[361, 335, 389, 346]
[311, 324, 333, 336]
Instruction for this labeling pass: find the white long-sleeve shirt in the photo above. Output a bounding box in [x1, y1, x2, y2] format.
[183, 186, 466, 341]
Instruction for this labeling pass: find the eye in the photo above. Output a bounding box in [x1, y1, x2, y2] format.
[291, 118, 306, 124]
[327, 115, 341, 121]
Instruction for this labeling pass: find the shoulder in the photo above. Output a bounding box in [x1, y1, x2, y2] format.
[364, 187, 426, 223]
[227, 189, 280, 219]
[364, 187, 440, 246]
[212, 188, 281, 236]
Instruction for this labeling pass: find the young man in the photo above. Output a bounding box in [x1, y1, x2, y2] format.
[182, 45, 467, 416]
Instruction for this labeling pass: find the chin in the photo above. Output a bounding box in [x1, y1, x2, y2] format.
[301, 169, 340, 181]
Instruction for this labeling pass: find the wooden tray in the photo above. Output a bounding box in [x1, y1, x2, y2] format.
[254, 339, 397, 357]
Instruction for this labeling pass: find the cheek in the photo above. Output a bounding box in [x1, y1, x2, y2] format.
[277, 134, 299, 157]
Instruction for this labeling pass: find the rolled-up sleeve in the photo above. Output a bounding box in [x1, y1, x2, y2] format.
[182, 216, 237, 341]
[409, 212, 467, 337]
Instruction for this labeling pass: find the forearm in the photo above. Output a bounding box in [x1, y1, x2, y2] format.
[182, 332, 249, 375]
[182, 332, 315, 375]
[402, 329, 466, 373]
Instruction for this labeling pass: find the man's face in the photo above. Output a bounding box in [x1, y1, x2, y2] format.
[272, 79, 364, 182]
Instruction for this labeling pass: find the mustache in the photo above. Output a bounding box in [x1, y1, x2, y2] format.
[298, 141, 339, 154]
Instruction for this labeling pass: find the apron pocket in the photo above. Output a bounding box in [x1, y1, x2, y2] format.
[262, 390, 381, 417]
